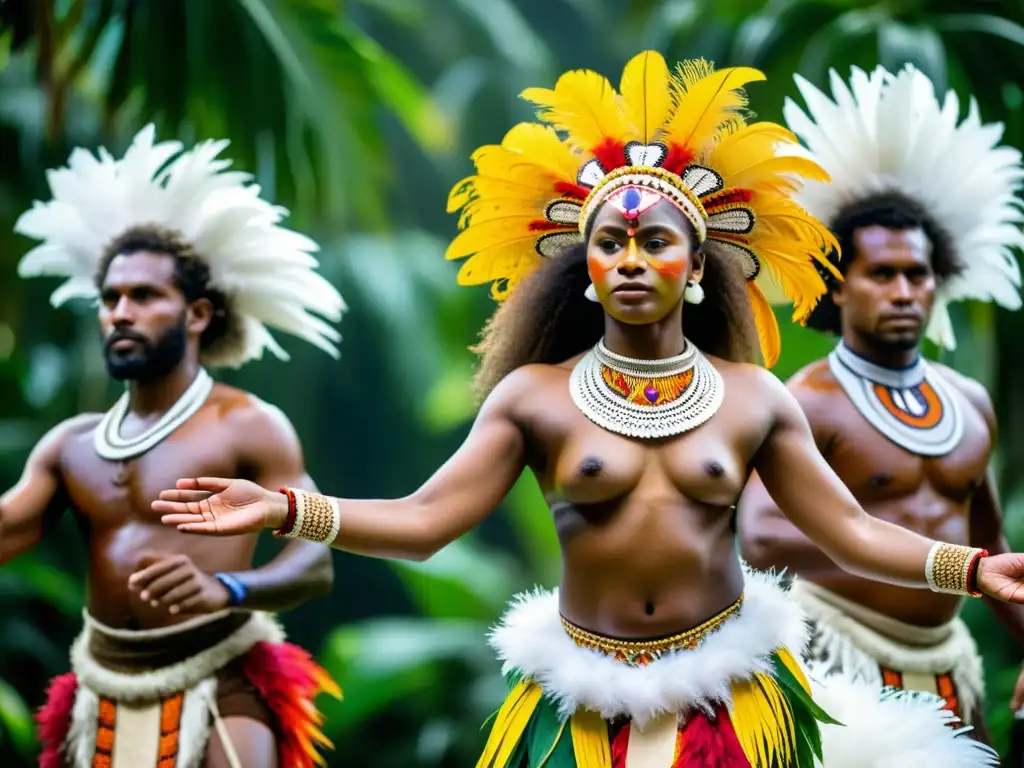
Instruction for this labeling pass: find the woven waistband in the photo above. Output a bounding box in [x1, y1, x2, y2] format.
[559, 594, 744, 666]
[84, 610, 253, 674]
[790, 580, 957, 647]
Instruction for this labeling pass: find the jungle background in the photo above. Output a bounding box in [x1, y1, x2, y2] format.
[2, 0, 1024, 765]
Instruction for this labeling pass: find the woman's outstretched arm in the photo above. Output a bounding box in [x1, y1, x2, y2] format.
[154, 371, 530, 561]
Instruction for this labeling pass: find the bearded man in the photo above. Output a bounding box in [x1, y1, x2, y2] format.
[739, 65, 1024, 745]
[3, 126, 344, 768]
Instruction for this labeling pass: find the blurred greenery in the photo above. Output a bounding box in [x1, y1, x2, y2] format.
[1, 0, 1023, 764]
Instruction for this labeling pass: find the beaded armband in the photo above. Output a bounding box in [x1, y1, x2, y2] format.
[925, 542, 988, 598]
[273, 488, 341, 544]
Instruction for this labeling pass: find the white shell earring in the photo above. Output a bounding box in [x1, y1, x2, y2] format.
[683, 280, 704, 304]
[584, 283, 599, 302]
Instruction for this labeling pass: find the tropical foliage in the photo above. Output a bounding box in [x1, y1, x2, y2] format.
[1, 0, 1023, 764]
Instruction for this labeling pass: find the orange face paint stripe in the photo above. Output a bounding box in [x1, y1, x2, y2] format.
[587, 254, 613, 283]
[645, 253, 686, 279]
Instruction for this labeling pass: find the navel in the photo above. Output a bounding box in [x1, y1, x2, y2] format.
[644, 600, 655, 616]
[704, 461, 724, 478]
[578, 457, 603, 478]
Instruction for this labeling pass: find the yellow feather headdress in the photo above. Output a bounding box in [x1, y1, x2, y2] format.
[446, 51, 840, 367]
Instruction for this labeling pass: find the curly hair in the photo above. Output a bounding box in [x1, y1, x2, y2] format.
[471, 219, 759, 397]
[96, 226, 240, 361]
[805, 192, 963, 335]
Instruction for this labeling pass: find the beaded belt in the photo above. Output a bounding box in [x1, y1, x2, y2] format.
[560, 594, 744, 667]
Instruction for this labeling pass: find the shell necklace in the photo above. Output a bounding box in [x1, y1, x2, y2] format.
[94, 368, 215, 461]
[569, 338, 724, 439]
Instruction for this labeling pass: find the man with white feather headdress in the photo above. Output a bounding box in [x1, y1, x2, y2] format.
[2, 125, 344, 768]
[740, 63, 1024, 746]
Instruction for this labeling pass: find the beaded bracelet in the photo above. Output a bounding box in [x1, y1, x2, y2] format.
[925, 542, 988, 598]
[273, 487, 341, 545]
[274, 488, 298, 538]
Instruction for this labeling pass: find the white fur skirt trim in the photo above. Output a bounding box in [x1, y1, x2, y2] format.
[489, 568, 808, 728]
[791, 579, 984, 723]
[488, 567, 998, 765]
[65, 610, 283, 768]
[812, 672, 999, 767]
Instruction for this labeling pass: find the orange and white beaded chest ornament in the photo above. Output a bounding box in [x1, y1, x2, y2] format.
[445, 51, 840, 438]
[828, 342, 963, 456]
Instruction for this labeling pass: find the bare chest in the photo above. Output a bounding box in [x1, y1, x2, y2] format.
[60, 418, 242, 529]
[822, 394, 990, 503]
[528, 387, 767, 509]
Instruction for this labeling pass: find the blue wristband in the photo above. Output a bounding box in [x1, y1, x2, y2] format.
[214, 572, 248, 607]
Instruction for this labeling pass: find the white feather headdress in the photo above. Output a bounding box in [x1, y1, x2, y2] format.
[782, 64, 1024, 349]
[15, 124, 346, 368]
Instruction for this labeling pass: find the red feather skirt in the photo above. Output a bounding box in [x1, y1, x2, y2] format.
[35, 640, 339, 768]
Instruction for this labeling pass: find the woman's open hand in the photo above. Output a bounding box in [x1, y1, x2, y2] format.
[152, 477, 288, 536]
[977, 553, 1024, 603]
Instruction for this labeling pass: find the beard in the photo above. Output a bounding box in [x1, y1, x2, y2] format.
[862, 326, 921, 353]
[104, 315, 188, 382]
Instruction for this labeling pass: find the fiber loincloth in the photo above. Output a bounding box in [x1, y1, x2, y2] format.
[791, 578, 983, 724]
[35, 610, 341, 768]
[476, 568, 998, 767]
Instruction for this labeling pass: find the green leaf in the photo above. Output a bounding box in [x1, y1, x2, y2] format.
[431, 59, 489, 149]
[328, 230, 466, 403]
[731, 9, 783, 64]
[422, 367, 478, 431]
[637, 0, 702, 51]
[772, 653, 843, 726]
[350, 0, 425, 27]
[390, 536, 517, 619]
[234, 0, 315, 91]
[711, 0, 775, 24]
[321, 617, 491, 730]
[338, 22, 453, 152]
[503, 472, 560, 587]
[877, 21, 947, 92]
[452, 0, 553, 74]
[930, 13, 1024, 48]
[798, 7, 887, 83]
[1, 554, 82, 615]
[0, 678, 34, 755]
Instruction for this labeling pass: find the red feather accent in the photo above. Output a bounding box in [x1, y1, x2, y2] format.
[554, 181, 591, 200]
[611, 721, 631, 768]
[592, 138, 627, 174]
[707, 231, 753, 246]
[242, 641, 342, 768]
[703, 189, 754, 209]
[36, 672, 77, 768]
[676, 708, 750, 767]
[661, 145, 696, 176]
[528, 220, 570, 232]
